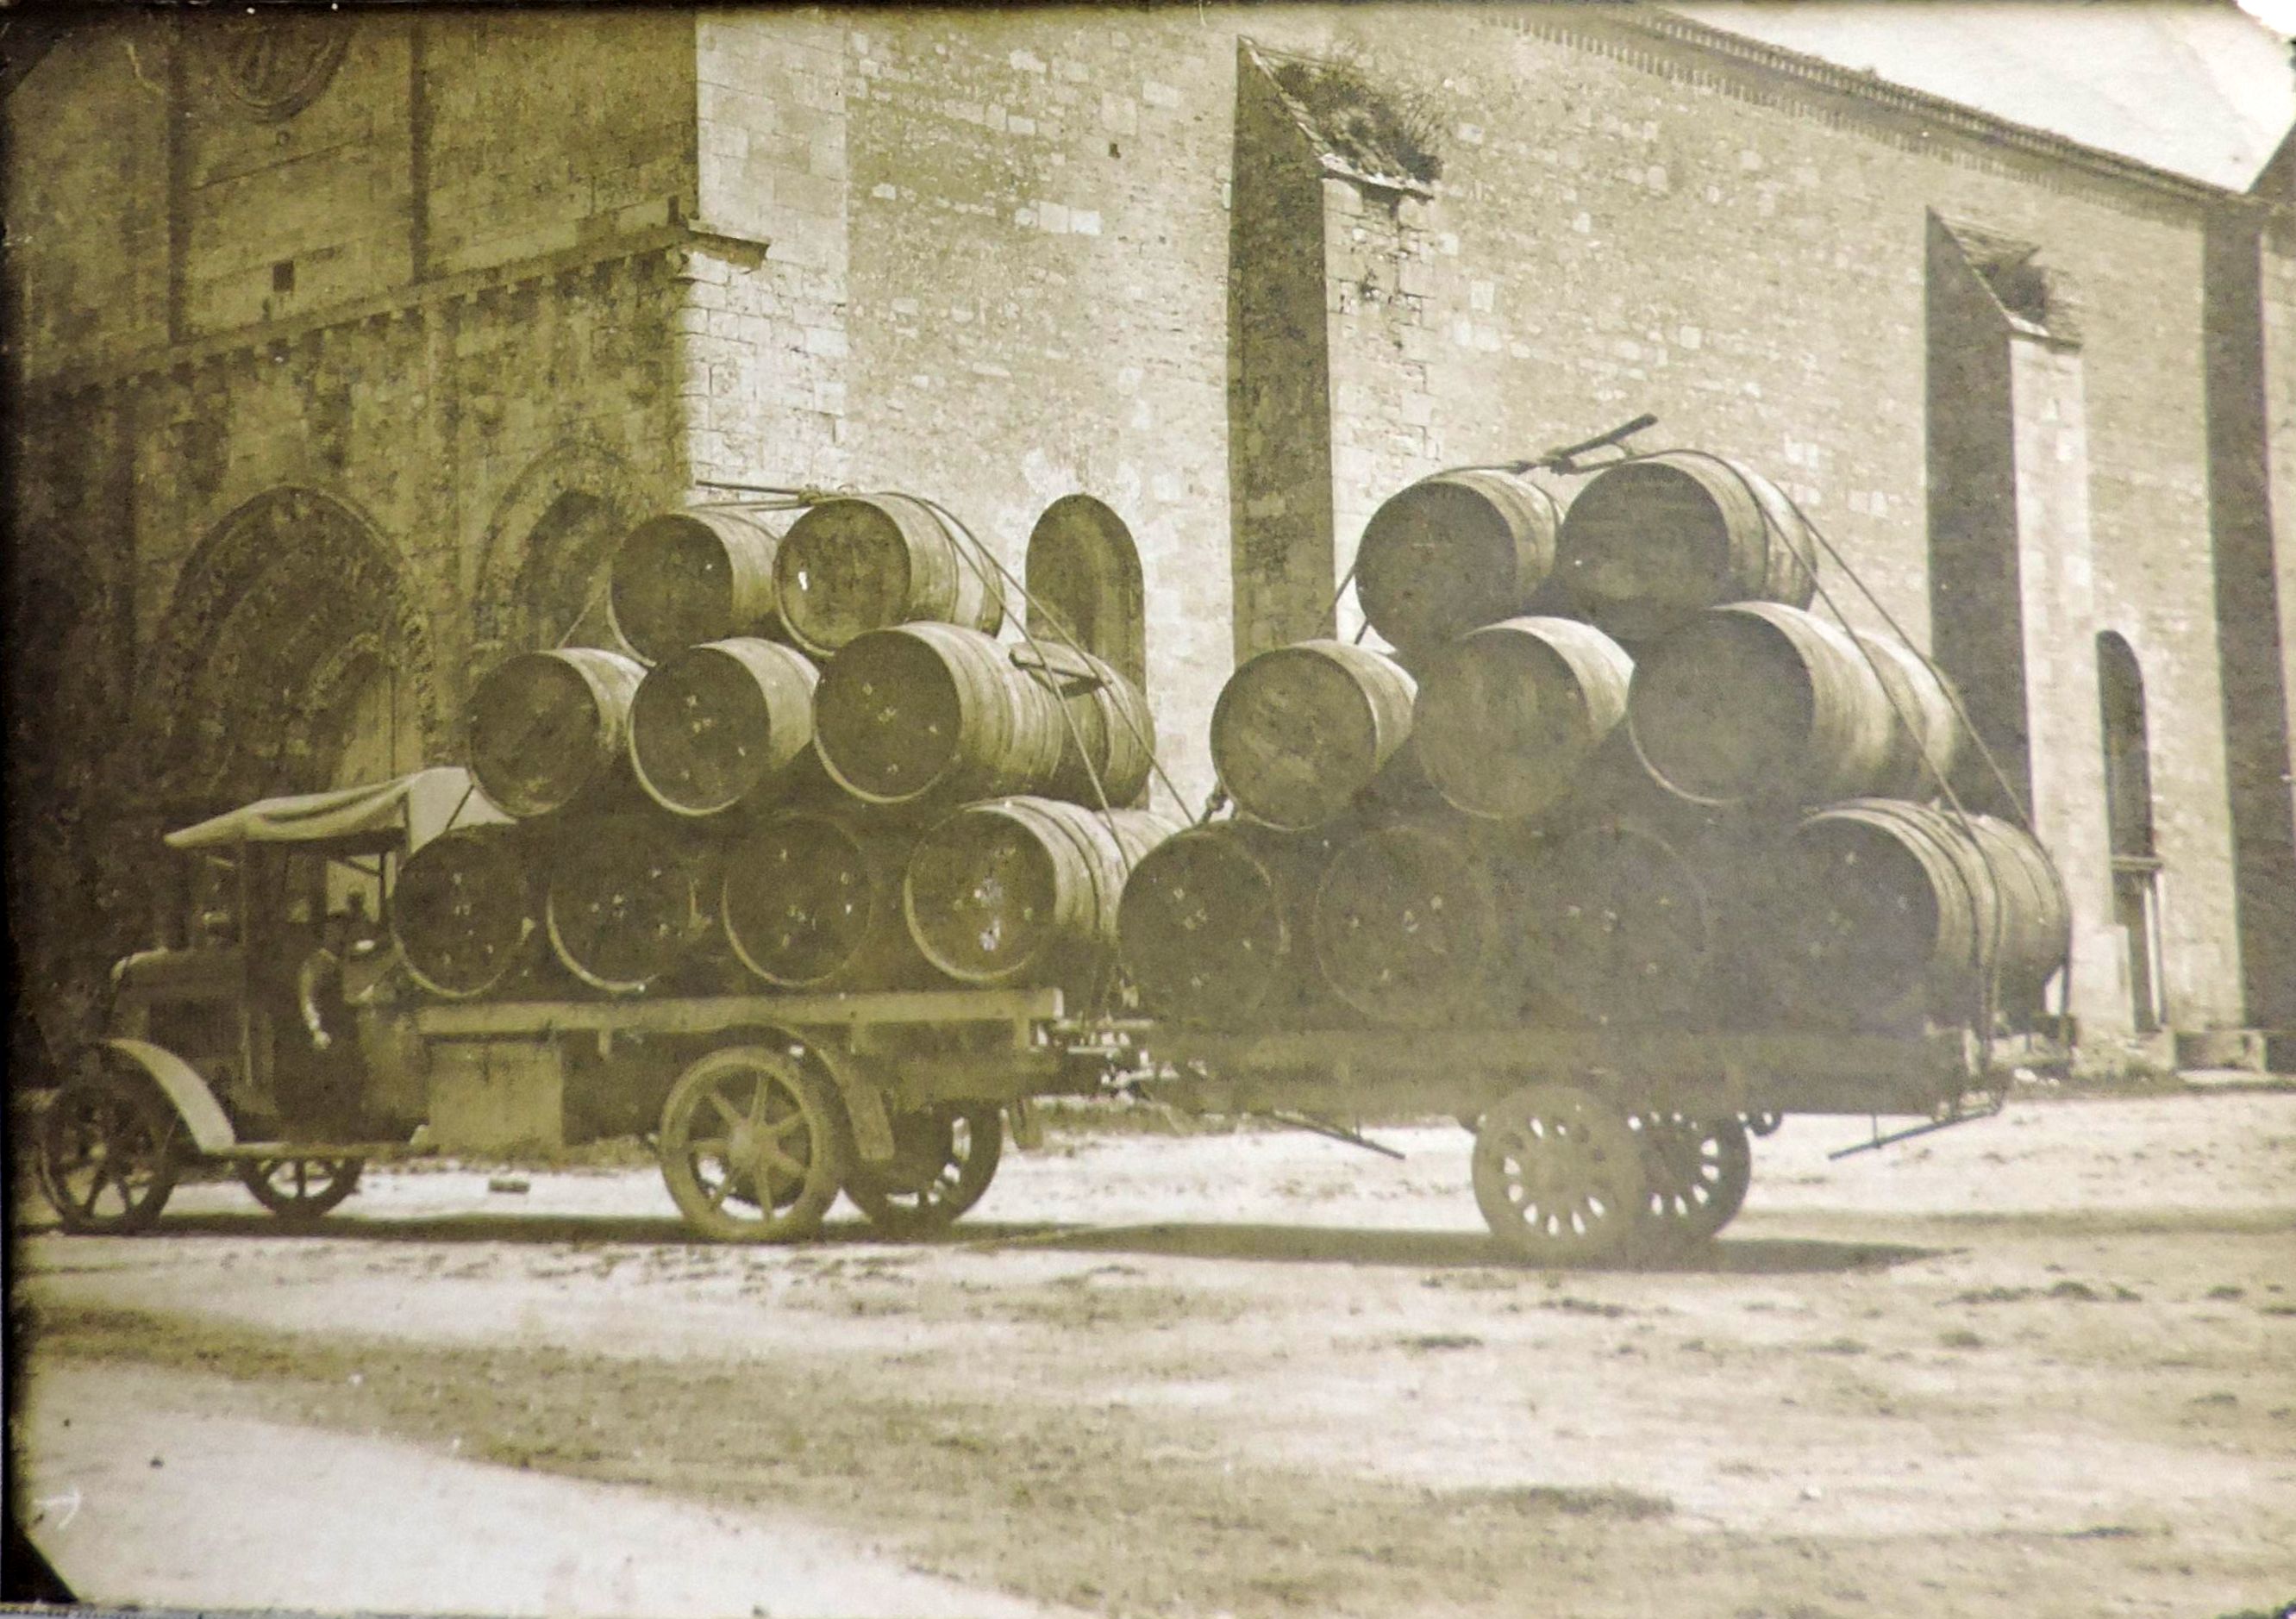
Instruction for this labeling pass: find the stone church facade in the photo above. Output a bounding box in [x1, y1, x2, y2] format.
[7, 7, 2294, 1061]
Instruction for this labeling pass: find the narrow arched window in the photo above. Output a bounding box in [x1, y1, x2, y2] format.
[2097, 632, 2154, 859]
[1026, 496, 1147, 693]
[2098, 631, 2162, 1031]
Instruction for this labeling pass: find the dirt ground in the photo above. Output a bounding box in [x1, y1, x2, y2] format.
[12, 1089, 2296, 1619]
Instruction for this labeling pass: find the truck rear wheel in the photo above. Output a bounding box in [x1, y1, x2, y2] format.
[658, 1046, 851, 1242]
[844, 1104, 1004, 1239]
[39, 1056, 183, 1235]
[1627, 1111, 1751, 1252]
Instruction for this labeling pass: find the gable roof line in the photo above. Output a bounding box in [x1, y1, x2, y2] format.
[1630, 5, 2280, 210]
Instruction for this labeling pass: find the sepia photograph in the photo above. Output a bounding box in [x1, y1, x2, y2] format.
[4, 2, 2294, 1615]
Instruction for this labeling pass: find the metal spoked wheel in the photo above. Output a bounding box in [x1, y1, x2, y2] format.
[658, 1046, 852, 1242]
[38, 1058, 184, 1235]
[844, 1104, 1004, 1239]
[1628, 1111, 1752, 1252]
[1470, 1083, 1645, 1266]
[237, 1158, 364, 1224]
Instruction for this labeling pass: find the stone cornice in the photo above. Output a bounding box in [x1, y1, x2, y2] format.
[18, 209, 772, 400]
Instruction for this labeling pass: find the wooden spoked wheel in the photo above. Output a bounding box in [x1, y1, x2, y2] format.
[844, 1104, 1004, 1239]
[38, 1057, 183, 1235]
[237, 1158, 364, 1224]
[1470, 1084, 1644, 1266]
[1627, 1111, 1752, 1251]
[658, 1046, 851, 1242]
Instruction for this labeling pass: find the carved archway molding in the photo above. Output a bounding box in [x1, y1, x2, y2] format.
[140, 485, 443, 806]
[472, 435, 650, 659]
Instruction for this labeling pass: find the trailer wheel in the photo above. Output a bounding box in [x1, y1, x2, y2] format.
[37, 1055, 184, 1235]
[1627, 1112, 1751, 1252]
[845, 1104, 1004, 1239]
[1471, 1084, 1643, 1266]
[659, 1046, 851, 1242]
[238, 1158, 364, 1225]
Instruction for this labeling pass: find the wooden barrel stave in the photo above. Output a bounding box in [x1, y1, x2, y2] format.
[1760, 799, 2068, 1031]
[543, 815, 721, 994]
[814, 622, 1152, 809]
[1555, 453, 1817, 646]
[721, 809, 932, 990]
[629, 637, 821, 818]
[773, 494, 1005, 657]
[391, 826, 538, 1000]
[904, 798, 1179, 989]
[1413, 616, 1634, 822]
[1627, 603, 1898, 808]
[1852, 633, 1964, 800]
[609, 505, 785, 666]
[1211, 641, 1417, 831]
[1355, 468, 1561, 658]
[466, 647, 647, 820]
[1116, 819, 1351, 1027]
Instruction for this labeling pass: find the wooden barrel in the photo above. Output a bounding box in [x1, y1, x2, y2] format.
[903, 799, 1179, 989]
[1355, 469, 1561, 657]
[542, 816, 720, 994]
[1854, 633, 1964, 799]
[1116, 819, 1348, 1027]
[813, 622, 1150, 809]
[1014, 642, 1158, 808]
[1759, 800, 2070, 1030]
[609, 505, 785, 666]
[720, 809, 930, 991]
[1555, 452, 1817, 645]
[773, 494, 1005, 657]
[1413, 616, 1634, 822]
[1506, 818, 1728, 1028]
[1627, 603, 1899, 808]
[1211, 641, 1417, 831]
[628, 638, 821, 818]
[1311, 821, 1497, 1025]
[391, 826, 536, 1000]
[466, 647, 646, 819]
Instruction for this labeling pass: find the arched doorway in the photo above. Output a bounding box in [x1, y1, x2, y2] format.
[1025, 495, 1147, 691]
[145, 487, 441, 814]
[2097, 631, 2162, 1031]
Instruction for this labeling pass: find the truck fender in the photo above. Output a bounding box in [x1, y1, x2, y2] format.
[98, 1038, 239, 1153]
[807, 1042, 896, 1165]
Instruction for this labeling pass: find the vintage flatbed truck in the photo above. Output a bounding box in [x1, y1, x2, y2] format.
[34, 769, 2016, 1263]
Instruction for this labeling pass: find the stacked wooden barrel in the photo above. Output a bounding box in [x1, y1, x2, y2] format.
[394, 491, 1171, 1005]
[1118, 449, 2068, 1039]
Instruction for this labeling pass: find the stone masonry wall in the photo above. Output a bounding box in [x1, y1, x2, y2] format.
[1220, 8, 2246, 1028]
[8, 4, 2285, 1035]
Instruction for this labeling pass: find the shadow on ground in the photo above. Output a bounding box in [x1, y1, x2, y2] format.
[23, 1208, 1938, 1275]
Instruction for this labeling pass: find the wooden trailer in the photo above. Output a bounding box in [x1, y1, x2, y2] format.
[1127, 1019, 2011, 1265]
